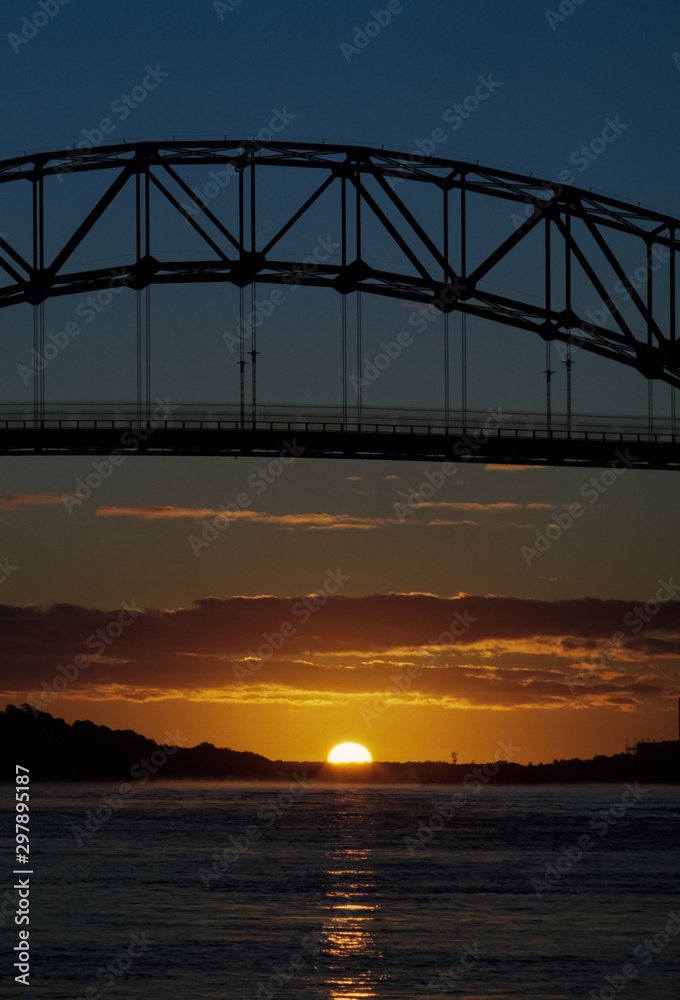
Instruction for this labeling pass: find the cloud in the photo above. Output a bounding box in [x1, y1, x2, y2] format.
[484, 465, 545, 471]
[2, 592, 678, 711]
[414, 501, 557, 512]
[96, 507, 400, 531]
[0, 493, 64, 511]
[427, 519, 479, 527]
[415, 501, 522, 511]
[95, 506, 490, 531]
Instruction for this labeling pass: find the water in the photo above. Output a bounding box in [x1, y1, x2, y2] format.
[2, 783, 678, 998]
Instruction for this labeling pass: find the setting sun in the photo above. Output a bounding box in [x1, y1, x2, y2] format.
[328, 742, 372, 763]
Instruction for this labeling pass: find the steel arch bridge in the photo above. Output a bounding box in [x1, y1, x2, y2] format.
[1, 138, 679, 468]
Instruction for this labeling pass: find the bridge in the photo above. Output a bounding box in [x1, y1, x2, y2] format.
[1, 139, 679, 468]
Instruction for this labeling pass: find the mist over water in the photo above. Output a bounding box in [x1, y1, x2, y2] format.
[2, 783, 678, 999]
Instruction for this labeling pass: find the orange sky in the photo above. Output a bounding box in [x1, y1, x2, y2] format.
[2, 0, 680, 771]
[2, 560, 679, 762]
[1, 458, 680, 764]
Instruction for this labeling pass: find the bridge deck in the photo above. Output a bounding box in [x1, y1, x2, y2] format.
[1, 417, 678, 470]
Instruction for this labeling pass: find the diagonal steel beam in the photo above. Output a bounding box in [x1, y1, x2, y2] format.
[368, 165, 459, 283]
[162, 162, 243, 253]
[148, 172, 230, 262]
[0, 254, 28, 285]
[260, 172, 335, 255]
[466, 200, 550, 287]
[580, 212, 666, 347]
[46, 164, 133, 278]
[0, 237, 32, 279]
[473, 286, 632, 349]
[349, 172, 435, 285]
[553, 214, 638, 348]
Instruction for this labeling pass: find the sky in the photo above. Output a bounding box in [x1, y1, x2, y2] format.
[1, 0, 680, 765]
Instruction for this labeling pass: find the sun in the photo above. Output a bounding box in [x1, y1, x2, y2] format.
[328, 742, 372, 764]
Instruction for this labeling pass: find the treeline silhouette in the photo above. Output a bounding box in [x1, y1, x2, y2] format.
[0, 704, 674, 783]
[0, 704, 272, 781]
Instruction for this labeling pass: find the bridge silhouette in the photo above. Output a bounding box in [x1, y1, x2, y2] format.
[1, 139, 679, 468]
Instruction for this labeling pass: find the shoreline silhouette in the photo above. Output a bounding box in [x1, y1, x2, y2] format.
[2, 704, 678, 784]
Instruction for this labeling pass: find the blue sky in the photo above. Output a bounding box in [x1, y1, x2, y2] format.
[2, 0, 679, 419]
[1, 0, 679, 215]
[1, 0, 679, 761]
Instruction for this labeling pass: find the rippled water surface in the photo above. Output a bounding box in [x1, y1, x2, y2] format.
[1, 783, 679, 998]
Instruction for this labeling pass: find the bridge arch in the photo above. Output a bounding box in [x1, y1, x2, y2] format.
[0, 139, 679, 382]
[0, 140, 679, 467]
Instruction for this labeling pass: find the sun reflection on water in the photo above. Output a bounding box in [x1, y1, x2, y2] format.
[321, 797, 382, 998]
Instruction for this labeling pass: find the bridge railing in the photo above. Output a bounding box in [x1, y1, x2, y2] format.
[0, 402, 677, 442]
